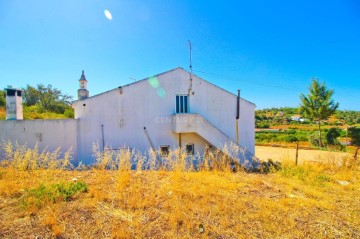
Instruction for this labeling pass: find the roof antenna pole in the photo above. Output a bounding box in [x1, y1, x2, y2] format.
[188, 40, 193, 94]
[236, 90, 240, 145]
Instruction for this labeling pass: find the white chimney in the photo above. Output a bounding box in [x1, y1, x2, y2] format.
[5, 88, 23, 120]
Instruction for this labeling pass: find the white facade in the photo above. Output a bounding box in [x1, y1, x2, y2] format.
[1, 68, 256, 166]
[72, 68, 256, 165]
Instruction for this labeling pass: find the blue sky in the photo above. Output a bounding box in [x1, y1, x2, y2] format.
[1, 0, 359, 110]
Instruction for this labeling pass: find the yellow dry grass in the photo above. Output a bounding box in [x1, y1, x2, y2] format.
[256, 146, 353, 165]
[0, 107, 5, 120]
[0, 143, 359, 238]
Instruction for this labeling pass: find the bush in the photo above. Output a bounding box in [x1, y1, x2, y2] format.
[21, 181, 88, 209]
[0, 90, 5, 107]
[256, 121, 270, 128]
[348, 127, 360, 146]
[64, 107, 74, 118]
[258, 159, 281, 173]
[284, 135, 298, 142]
[325, 128, 341, 145]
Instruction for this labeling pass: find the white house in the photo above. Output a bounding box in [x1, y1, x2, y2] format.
[290, 115, 306, 123]
[0, 67, 256, 167]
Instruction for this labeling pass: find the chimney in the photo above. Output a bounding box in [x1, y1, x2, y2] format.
[5, 87, 23, 120]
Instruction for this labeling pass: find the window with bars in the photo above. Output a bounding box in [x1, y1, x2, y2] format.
[175, 95, 189, 113]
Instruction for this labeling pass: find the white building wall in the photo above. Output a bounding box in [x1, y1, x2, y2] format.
[0, 68, 255, 165]
[0, 119, 78, 162]
[73, 68, 255, 164]
[183, 70, 255, 154]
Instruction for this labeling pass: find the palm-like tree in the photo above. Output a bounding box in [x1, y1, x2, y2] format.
[300, 79, 339, 147]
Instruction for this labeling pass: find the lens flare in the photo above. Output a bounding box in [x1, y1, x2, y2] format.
[157, 88, 166, 98]
[148, 76, 159, 88]
[104, 9, 112, 20]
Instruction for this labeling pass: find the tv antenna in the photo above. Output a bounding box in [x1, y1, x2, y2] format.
[188, 40, 193, 94]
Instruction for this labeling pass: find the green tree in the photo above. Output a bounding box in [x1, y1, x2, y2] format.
[0, 90, 5, 107]
[325, 128, 341, 145]
[348, 127, 360, 146]
[23, 84, 73, 114]
[300, 79, 339, 147]
[23, 85, 39, 106]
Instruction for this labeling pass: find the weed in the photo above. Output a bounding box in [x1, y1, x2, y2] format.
[281, 165, 310, 181]
[0, 141, 74, 170]
[21, 181, 88, 209]
[0, 144, 359, 238]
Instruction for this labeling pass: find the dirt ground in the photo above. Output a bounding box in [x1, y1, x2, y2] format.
[256, 146, 352, 165]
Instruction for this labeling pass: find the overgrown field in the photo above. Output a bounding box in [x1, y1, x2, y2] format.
[0, 144, 359, 238]
[256, 146, 354, 165]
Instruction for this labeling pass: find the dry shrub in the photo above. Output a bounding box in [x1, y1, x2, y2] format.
[1, 141, 74, 170]
[1, 143, 359, 238]
[91, 142, 252, 173]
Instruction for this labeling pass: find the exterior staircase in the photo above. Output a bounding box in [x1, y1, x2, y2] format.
[172, 113, 258, 169]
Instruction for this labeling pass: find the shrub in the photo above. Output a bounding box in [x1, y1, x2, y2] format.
[64, 107, 74, 118]
[325, 128, 341, 145]
[21, 181, 88, 209]
[348, 127, 360, 146]
[1, 141, 74, 170]
[0, 90, 5, 107]
[256, 121, 270, 128]
[258, 159, 281, 173]
[284, 135, 298, 142]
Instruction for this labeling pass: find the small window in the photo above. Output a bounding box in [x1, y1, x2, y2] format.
[186, 144, 194, 155]
[160, 145, 170, 157]
[175, 95, 189, 113]
[17, 91, 22, 97]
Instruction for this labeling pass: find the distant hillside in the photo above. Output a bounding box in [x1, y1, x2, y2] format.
[256, 107, 360, 128]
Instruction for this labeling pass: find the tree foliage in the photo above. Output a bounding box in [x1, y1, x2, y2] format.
[23, 84, 73, 114]
[336, 110, 360, 125]
[255, 107, 359, 127]
[348, 127, 360, 146]
[0, 90, 5, 107]
[325, 128, 341, 145]
[299, 79, 339, 147]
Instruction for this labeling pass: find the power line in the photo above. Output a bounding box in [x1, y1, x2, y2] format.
[189, 68, 360, 104]
[190, 69, 299, 91]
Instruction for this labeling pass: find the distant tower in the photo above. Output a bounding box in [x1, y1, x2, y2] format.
[5, 87, 23, 120]
[78, 70, 89, 100]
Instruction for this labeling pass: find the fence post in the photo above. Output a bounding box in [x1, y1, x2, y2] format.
[295, 143, 299, 165]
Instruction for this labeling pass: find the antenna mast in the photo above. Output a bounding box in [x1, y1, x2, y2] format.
[188, 40, 193, 94]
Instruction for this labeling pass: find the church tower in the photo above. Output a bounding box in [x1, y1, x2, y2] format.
[78, 70, 89, 100]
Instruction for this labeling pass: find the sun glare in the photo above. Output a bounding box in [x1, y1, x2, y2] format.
[104, 9, 112, 21]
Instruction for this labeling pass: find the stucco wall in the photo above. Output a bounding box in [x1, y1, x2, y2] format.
[73, 68, 255, 163]
[0, 68, 255, 165]
[0, 119, 78, 163]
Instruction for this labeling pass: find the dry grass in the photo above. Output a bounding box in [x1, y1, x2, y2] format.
[0, 143, 359, 238]
[0, 107, 5, 120]
[256, 146, 354, 166]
